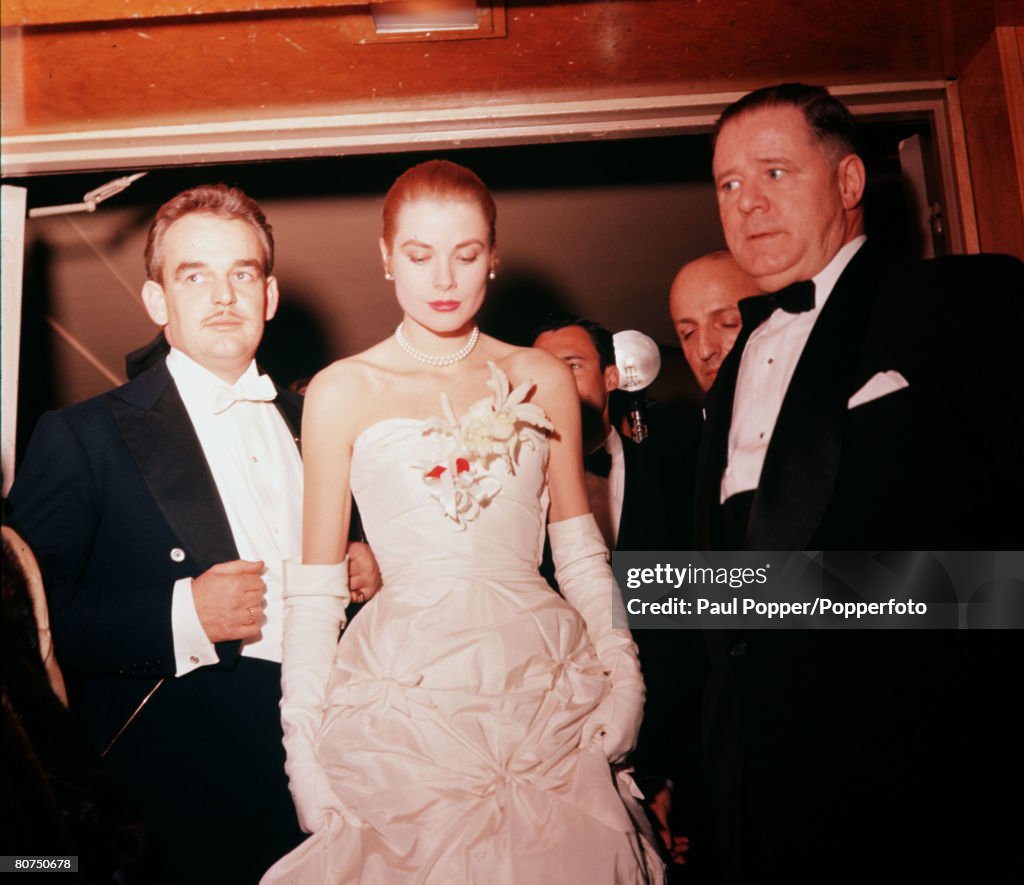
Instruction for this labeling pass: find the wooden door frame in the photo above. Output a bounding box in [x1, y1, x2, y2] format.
[1, 79, 968, 252]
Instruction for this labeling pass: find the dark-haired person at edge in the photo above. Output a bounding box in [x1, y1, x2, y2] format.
[695, 83, 1024, 882]
[2, 515, 152, 880]
[8, 185, 380, 884]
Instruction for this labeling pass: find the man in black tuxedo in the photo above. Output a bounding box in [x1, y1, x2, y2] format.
[534, 317, 706, 871]
[695, 84, 1024, 881]
[8, 185, 377, 884]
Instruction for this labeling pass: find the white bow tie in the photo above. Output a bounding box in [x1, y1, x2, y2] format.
[212, 373, 277, 414]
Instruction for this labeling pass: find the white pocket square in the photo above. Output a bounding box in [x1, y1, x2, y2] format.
[848, 370, 909, 409]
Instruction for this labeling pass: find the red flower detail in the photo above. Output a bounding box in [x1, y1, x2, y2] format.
[455, 458, 471, 474]
[425, 465, 446, 479]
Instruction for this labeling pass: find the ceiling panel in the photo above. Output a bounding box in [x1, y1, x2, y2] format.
[2, 0, 1015, 141]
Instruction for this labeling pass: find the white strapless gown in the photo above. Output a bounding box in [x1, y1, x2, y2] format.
[263, 369, 658, 884]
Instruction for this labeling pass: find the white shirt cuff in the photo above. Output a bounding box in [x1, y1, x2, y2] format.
[171, 577, 218, 676]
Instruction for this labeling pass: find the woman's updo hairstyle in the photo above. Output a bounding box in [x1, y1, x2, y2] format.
[381, 160, 497, 248]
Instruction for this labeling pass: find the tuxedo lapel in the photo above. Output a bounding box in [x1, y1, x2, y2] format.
[109, 361, 239, 571]
[617, 436, 638, 551]
[747, 245, 887, 548]
[617, 433, 659, 551]
[694, 297, 772, 549]
[272, 384, 303, 448]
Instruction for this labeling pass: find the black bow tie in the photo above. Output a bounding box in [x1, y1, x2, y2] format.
[583, 446, 612, 478]
[767, 280, 815, 314]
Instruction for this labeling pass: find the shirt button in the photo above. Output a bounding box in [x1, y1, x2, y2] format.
[170, 548, 186, 562]
[189, 655, 200, 665]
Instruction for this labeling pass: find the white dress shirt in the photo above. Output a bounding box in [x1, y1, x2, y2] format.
[166, 348, 303, 674]
[721, 236, 867, 502]
[585, 428, 626, 550]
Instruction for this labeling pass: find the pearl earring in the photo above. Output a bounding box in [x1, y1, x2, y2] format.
[385, 271, 394, 281]
[488, 270, 496, 280]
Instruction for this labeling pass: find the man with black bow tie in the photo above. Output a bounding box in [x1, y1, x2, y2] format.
[8, 185, 378, 884]
[534, 317, 684, 552]
[534, 319, 623, 549]
[696, 84, 1024, 881]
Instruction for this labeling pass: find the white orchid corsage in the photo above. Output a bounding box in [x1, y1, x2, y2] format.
[418, 361, 553, 529]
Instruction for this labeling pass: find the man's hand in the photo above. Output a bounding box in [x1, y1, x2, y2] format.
[646, 783, 690, 865]
[193, 560, 267, 642]
[347, 542, 381, 605]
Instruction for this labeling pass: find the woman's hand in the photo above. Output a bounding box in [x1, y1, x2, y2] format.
[279, 561, 356, 832]
[548, 514, 645, 764]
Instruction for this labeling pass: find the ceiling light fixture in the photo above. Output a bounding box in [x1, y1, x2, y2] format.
[371, 0, 478, 35]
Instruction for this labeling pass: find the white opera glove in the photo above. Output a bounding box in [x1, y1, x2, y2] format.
[549, 513, 645, 764]
[280, 559, 358, 833]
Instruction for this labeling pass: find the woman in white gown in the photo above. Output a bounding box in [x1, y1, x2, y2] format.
[263, 160, 659, 884]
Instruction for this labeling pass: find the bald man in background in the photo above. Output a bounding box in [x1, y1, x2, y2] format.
[669, 251, 760, 393]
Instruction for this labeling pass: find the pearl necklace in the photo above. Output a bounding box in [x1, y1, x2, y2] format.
[395, 322, 480, 367]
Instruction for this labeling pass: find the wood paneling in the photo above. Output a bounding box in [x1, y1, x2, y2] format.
[4, 1, 1023, 262]
[1, 1, 374, 28]
[944, 81, 981, 253]
[0, 0, 1008, 137]
[954, 26, 1024, 257]
[1001, 26, 1024, 231]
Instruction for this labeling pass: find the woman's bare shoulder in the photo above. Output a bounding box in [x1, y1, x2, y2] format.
[494, 341, 570, 386]
[304, 342, 394, 407]
[487, 344, 576, 425]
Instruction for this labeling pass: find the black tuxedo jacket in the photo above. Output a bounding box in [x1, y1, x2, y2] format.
[8, 359, 306, 884]
[692, 245, 1024, 881]
[696, 243, 1024, 550]
[617, 429, 688, 553]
